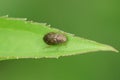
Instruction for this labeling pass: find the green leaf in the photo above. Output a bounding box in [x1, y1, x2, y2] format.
[0, 16, 118, 60]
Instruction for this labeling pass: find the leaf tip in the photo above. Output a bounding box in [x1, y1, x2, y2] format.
[109, 47, 119, 53]
[100, 44, 119, 53]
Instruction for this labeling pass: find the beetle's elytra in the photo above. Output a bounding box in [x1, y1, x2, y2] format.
[43, 32, 67, 45]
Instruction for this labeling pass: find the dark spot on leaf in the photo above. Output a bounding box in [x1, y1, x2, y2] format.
[43, 32, 67, 45]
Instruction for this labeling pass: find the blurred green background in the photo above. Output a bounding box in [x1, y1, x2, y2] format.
[0, 0, 120, 80]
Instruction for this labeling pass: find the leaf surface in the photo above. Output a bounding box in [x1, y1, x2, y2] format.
[0, 16, 118, 60]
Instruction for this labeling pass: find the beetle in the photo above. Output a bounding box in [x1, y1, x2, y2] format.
[43, 32, 67, 45]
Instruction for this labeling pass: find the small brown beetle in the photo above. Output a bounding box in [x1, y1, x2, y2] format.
[43, 32, 67, 45]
